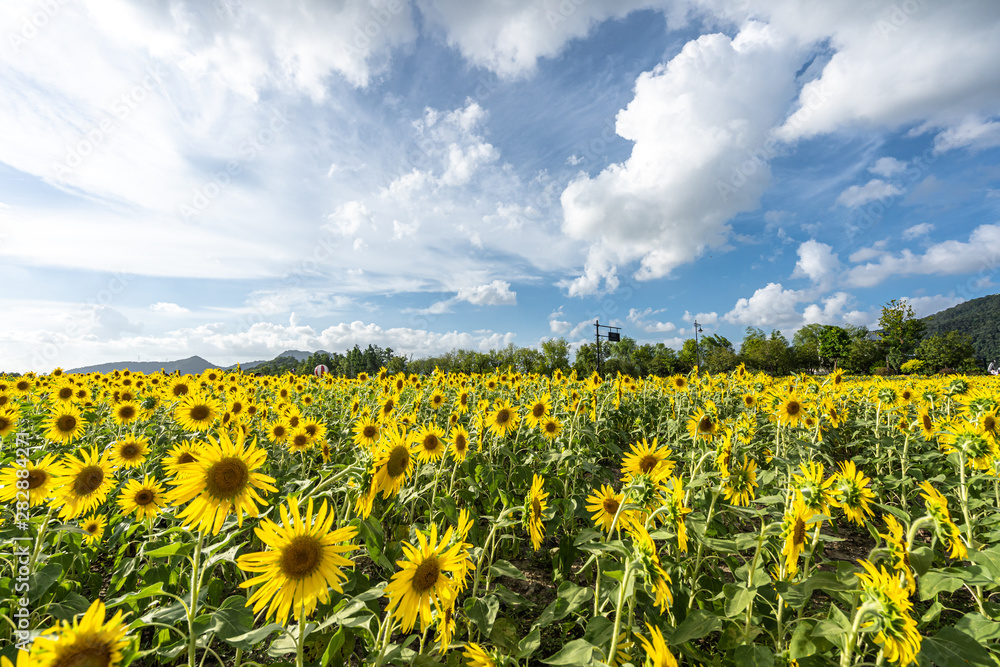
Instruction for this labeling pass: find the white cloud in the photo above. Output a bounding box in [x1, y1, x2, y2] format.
[561, 22, 802, 294]
[548, 308, 571, 335]
[903, 294, 966, 318]
[682, 311, 719, 326]
[149, 302, 190, 314]
[801, 292, 853, 324]
[324, 201, 374, 237]
[791, 240, 840, 287]
[835, 179, 903, 208]
[901, 223, 934, 240]
[456, 280, 517, 306]
[869, 157, 907, 178]
[934, 117, 1000, 153]
[847, 224, 1000, 288]
[627, 307, 676, 333]
[724, 282, 806, 329]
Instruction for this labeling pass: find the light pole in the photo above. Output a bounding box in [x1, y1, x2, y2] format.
[693, 320, 704, 369]
[594, 319, 621, 377]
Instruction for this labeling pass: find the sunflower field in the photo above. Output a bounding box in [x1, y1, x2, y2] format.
[1, 366, 1000, 667]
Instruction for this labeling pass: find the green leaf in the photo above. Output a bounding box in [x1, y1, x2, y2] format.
[723, 583, 756, 617]
[733, 645, 775, 667]
[535, 582, 593, 627]
[225, 623, 284, 651]
[789, 619, 833, 659]
[466, 595, 500, 636]
[212, 596, 254, 643]
[969, 545, 1000, 585]
[108, 582, 166, 607]
[48, 592, 92, 622]
[493, 585, 530, 608]
[909, 546, 934, 577]
[954, 612, 1000, 643]
[583, 616, 615, 647]
[517, 626, 541, 659]
[668, 609, 722, 645]
[774, 572, 851, 610]
[920, 570, 974, 601]
[542, 638, 597, 665]
[145, 543, 194, 558]
[27, 563, 62, 604]
[489, 559, 526, 581]
[918, 627, 994, 667]
[489, 616, 520, 654]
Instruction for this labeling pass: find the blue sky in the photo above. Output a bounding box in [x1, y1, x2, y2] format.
[2, 0, 999, 372]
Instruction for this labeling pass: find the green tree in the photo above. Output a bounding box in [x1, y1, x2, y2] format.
[677, 339, 699, 372]
[649, 344, 678, 376]
[740, 328, 793, 375]
[915, 331, 977, 373]
[539, 338, 571, 374]
[792, 323, 826, 371]
[840, 326, 882, 374]
[878, 299, 926, 372]
[818, 325, 852, 370]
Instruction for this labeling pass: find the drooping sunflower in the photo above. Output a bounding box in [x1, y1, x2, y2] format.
[448, 424, 470, 462]
[44, 404, 87, 444]
[780, 493, 815, 577]
[832, 460, 875, 525]
[621, 437, 675, 483]
[879, 514, 916, 594]
[918, 481, 967, 559]
[167, 429, 277, 535]
[237, 496, 358, 625]
[413, 423, 447, 463]
[0, 454, 62, 506]
[463, 643, 497, 667]
[855, 559, 921, 666]
[585, 484, 629, 534]
[526, 474, 548, 551]
[27, 598, 129, 667]
[51, 448, 116, 520]
[80, 514, 106, 545]
[637, 622, 678, 667]
[721, 456, 758, 507]
[108, 435, 151, 469]
[370, 424, 417, 499]
[384, 523, 467, 633]
[662, 476, 692, 553]
[485, 400, 519, 438]
[117, 476, 167, 521]
[173, 393, 221, 432]
[629, 523, 673, 612]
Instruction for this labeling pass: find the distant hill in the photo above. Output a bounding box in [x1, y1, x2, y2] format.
[67, 355, 218, 375]
[922, 294, 1000, 364]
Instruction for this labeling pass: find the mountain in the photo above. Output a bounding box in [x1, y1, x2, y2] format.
[922, 294, 1000, 363]
[67, 355, 218, 375]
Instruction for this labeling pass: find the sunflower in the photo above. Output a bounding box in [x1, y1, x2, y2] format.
[434, 603, 457, 653]
[80, 514, 106, 544]
[266, 418, 292, 444]
[939, 420, 998, 470]
[524, 394, 551, 429]
[916, 407, 936, 440]
[526, 474, 548, 551]
[108, 435, 151, 469]
[662, 476, 692, 552]
[413, 423, 447, 463]
[167, 429, 277, 535]
[117, 476, 167, 521]
[686, 407, 718, 440]
[879, 514, 916, 594]
[832, 460, 875, 525]
[775, 392, 809, 428]
[630, 523, 674, 612]
[585, 484, 629, 534]
[0, 406, 20, 437]
[27, 599, 129, 667]
[237, 496, 358, 625]
[0, 454, 62, 506]
[51, 448, 116, 520]
[855, 560, 921, 666]
[286, 428, 314, 453]
[534, 415, 560, 440]
[173, 393, 221, 432]
[45, 404, 86, 444]
[637, 623, 678, 667]
[166, 375, 193, 399]
[792, 461, 836, 514]
[463, 643, 496, 667]
[918, 481, 967, 559]
[485, 400, 519, 438]
[721, 456, 758, 507]
[51, 381, 77, 403]
[110, 400, 142, 426]
[780, 493, 815, 577]
[301, 419, 327, 443]
[162, 441, 200, 477]
[385, 523, 467, 633]
[428, 389, 447, 410]
[621, 438, 674, 483]
[371, 424, 417, 499]
[448, 424, 470, 462]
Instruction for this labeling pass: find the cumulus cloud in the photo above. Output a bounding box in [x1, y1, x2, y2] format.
[869, 157, 907, 178]
[627, 307, 676, 333]
[456, 280, 517, 306]
[561, 22, 802, 295]
[324, 201, 374, 237]
[549, 308, 572, 335]
[846, 224, 1000, 288]
[149, 302, 190, 314]
[902, 223, 934, 240]
[791, 240, 840, 288]
[835, 179, 903, 208]
[724, 282, 806, 329]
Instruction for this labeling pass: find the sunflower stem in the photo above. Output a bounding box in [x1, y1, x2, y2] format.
[607, 559, 634, 665]
[841, 601, 879, 667]
[295, 603, 307, 667]
[187, 531, 205, 667]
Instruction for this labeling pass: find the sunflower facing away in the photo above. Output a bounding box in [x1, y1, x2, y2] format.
[832, 460, 875, 525]
[52, 448, 116, 520]
[27, 598, 129, 667]
[238, 496, 358, 625]
[108, 435, 151, 469]
[637, 623, 678, 667]
[918, 481, 967, 559]
[167, 429, 277, 534]
[721, 455, 758, 507]
[385, 523, 467, 633]
[117, 476, 167, 521]
[526, 474, 549, 551]
[855, 559, 921, 666]
[0, 454, 62, 506]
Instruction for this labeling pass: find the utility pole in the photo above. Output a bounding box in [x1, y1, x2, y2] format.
[693, 320, 704, 369]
